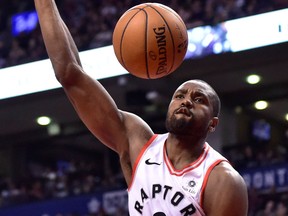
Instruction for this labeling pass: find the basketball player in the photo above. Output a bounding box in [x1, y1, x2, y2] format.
[34, 0, 248, 215]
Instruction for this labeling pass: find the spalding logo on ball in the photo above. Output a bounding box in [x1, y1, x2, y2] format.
[112, 3, 188, 79]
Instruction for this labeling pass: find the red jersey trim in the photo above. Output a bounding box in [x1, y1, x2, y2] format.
[164, 143, 210, 176]
[199, 159, 227, 208]
[127, 134, 158, 191]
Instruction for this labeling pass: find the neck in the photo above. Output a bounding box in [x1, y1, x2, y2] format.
[165, 133, 206, 170]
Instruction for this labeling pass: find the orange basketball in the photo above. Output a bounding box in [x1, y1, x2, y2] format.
[112, 3, 188, 79]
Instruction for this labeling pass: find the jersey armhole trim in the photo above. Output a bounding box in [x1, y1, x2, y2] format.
[199, 159, 228, 208]
[127, 134, 158, 191]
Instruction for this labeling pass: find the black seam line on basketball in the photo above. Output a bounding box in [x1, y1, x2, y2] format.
[134, 7, 150, 79]
[142, 8, 150, 79]
[147, 4, 176, 74]
[120, 9, 142, 72]
[157, 4, 186, 27]
[157, 5, 188, 52]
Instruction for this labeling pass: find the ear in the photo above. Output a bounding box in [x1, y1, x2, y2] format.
[209, 117, 219, 132]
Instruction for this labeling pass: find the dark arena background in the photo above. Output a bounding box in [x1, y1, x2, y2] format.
[0, 0, 288, 215]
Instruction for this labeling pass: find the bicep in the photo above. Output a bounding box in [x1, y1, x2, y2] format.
[62, 68, 153, 154]
[203, 163, 248, 216]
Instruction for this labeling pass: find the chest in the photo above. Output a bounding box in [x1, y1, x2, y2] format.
[128, 153, 205, 216]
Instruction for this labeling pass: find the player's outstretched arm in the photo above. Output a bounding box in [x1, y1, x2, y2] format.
[34, 0, 153, 154]
[203, 162, 248, 216]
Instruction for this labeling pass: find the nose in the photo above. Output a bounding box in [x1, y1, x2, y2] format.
[181, 98, 193, 108]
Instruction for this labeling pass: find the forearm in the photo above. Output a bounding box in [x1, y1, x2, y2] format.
[34, 0, 81, 79]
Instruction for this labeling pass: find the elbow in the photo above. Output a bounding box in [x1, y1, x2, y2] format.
[54, 62, 83, 87]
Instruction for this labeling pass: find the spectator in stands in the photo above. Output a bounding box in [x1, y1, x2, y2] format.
[256, 199, 275, 216]
[274, 201, 287, 216]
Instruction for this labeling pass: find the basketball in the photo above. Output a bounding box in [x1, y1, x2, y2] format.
[112, 3, 188, 79]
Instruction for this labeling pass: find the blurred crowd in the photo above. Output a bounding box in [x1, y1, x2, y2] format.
[0, 142, 287, 215]
[0, 158, 126, 215]
[1, 0, 288, 215]
[224, 142, 288, 216]
[225, 143, 287, 171]
[0, 0, 288, 69]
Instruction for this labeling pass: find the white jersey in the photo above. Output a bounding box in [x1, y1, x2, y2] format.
[128, 133, 228, 216]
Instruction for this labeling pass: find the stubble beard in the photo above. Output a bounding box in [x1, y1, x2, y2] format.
[165, 113, 193, 135]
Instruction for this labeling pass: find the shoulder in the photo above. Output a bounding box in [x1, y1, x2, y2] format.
[120, 110, 154, 140]
[115, 111, 155, 185]
[203, 162, 248, 216]
[120, 110, 154, 160]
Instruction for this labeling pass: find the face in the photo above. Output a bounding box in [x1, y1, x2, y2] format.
[165, 80, 219, 137]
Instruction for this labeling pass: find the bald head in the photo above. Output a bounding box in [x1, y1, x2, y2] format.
[176, 79, 221, 117]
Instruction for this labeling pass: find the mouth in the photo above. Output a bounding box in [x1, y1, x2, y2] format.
[175, 107, 192, 117]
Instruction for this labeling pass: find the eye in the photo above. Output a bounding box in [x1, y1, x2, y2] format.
[175, 94, 184, 99]
[194, 97, 204, 103]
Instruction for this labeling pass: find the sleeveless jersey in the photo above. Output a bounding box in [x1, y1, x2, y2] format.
[128, 133, 228, 216]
